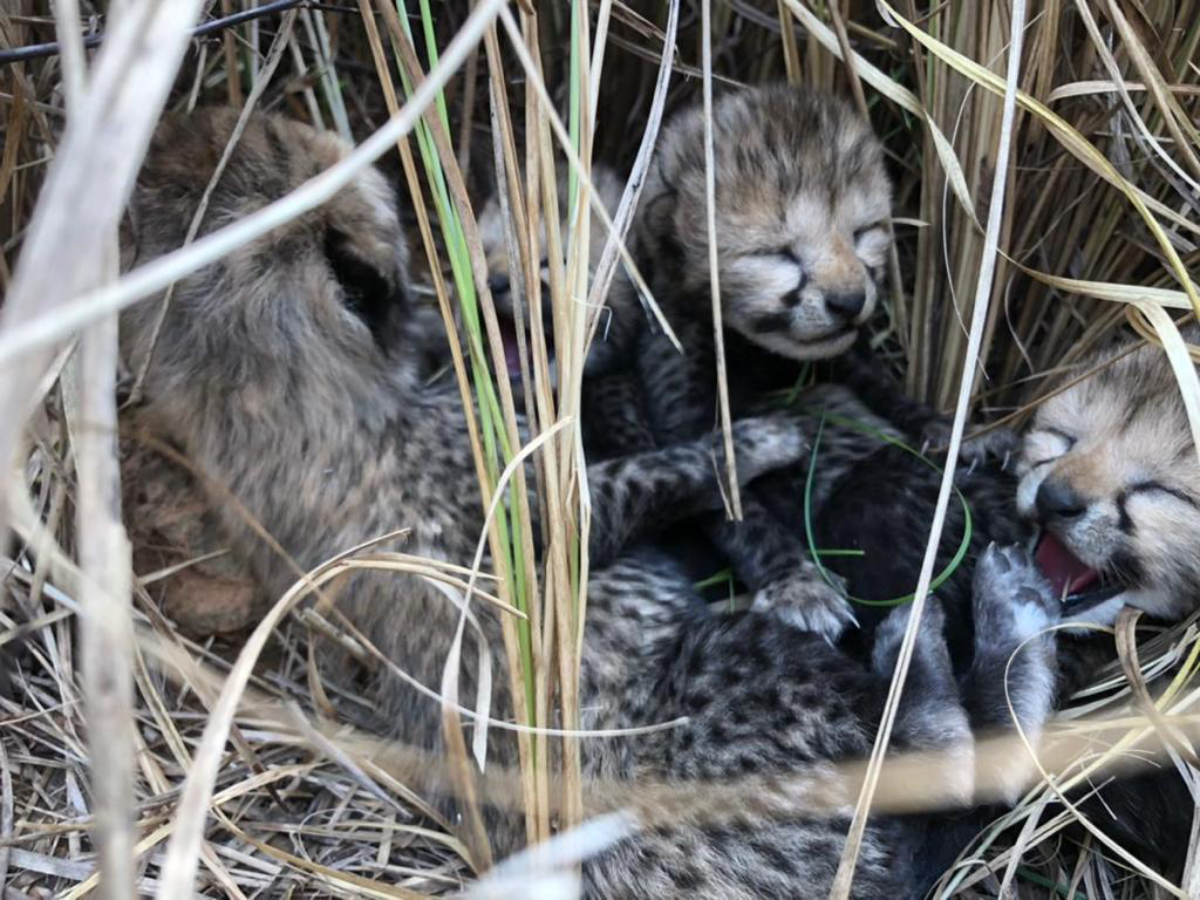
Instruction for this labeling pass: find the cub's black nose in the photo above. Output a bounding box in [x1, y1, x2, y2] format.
[826, 290, 866, 320]
[1035, 479, 1087, 521]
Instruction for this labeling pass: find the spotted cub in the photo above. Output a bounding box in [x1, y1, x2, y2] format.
[1015, 331, 1200, 878]
[1019, 332, 1200, 625]
[594, 85, 893, 638]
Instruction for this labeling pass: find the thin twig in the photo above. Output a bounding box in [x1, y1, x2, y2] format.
[700, 0, 741, 518]
[52, 0, 87, 109]
[0, 739, 12, 895]
[74, 241, 137, 900]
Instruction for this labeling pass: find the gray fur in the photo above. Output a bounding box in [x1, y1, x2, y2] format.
[120, 107, 817, 850]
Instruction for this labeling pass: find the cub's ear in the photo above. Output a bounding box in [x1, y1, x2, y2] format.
[324, 228, 405, 345]
[637, 186, 679, 256]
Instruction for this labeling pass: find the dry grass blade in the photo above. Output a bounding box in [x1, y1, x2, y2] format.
[584, 0, 678, 322]
[0, 739, 12, 894]
[152, 538, 436, 899]
[494, 4, 681, 352]
[1100, 0, 1200, 186]
[874, 0, 1200, 310]
[782, 0, 981, 230]
[52, 0, 86, 110]
[700, 0, 741, 519]
[436, 420, 570, 870]
[1114, 610, 1200, 768]
[831, 0, 1028, 894]
[0, 0, 207, 532]
[1131, 304, 1200, 458]
[72, 285, 137, 899]
[992, 632, 1192, 895]
[464, 813, 633, 899]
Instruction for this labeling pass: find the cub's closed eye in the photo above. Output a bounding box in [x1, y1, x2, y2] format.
[754, 248, 801, 265]
[1028, 427, 1076, 468]
[1044, 427, 1076, 449]
[853, 222, 887, 241]
[1128, 481, 1198, 508]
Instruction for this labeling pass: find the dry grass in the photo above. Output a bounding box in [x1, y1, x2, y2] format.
[1, 0, 1199, 897]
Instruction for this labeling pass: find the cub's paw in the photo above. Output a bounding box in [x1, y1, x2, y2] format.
[921, 419, 1021, 471]
[876, 595, 947, 643]
[872, 597, 951, 673]
[972, 543, 1058, 645]
[722, 415, 810, 483]
[751, 569, 856, 641]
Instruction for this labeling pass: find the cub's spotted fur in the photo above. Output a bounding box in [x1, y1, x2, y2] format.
[121, 104, 811, 837]
[605, 85, 896, 639]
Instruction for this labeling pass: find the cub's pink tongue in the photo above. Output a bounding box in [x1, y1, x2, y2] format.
[1035, 533, 1098, 599]
[499, 318, 522, 380]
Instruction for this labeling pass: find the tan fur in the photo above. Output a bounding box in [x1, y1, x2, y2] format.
[638, 85, 892, 361]
[477, 165, 624, 290]
[474, 164, 634, 384]
[121, 432, 262, 635]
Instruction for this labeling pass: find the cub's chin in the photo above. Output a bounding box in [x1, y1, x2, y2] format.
[746, 326, 859, 363]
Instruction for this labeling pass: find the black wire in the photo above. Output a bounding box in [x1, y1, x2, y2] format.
[0, 0, 322, 67]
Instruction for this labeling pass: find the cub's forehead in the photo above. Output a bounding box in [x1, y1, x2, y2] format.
[661, 88, 879, 187]
[1034, 345, 1197, 461]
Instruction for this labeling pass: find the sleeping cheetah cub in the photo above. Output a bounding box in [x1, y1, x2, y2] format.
[605, 85, 895, 639]
[121, 107, 1059, 898]
[1016, 331, 1200, 876]
[1019, 331, 1200, 625]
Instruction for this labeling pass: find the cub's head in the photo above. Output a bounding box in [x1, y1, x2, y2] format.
[122, 107, 412, 424]
[1017, 336, 1200, 623]
[476, 164, 627, 383]
[639, 84, 892, 360]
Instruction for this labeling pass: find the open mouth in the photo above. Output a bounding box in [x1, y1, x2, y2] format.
[1034, 531, 1124, 614]
[494, 310, 557, 387]
[496, 313, 524, 381]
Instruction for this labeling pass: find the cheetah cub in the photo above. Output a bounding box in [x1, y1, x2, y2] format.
[1014, 332, 1200, 876]
[605, 85, 893, 638]
[474, 163, 637, 401]
[1019, 331, 1200, 626]
[120, 106, 1064, 900]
